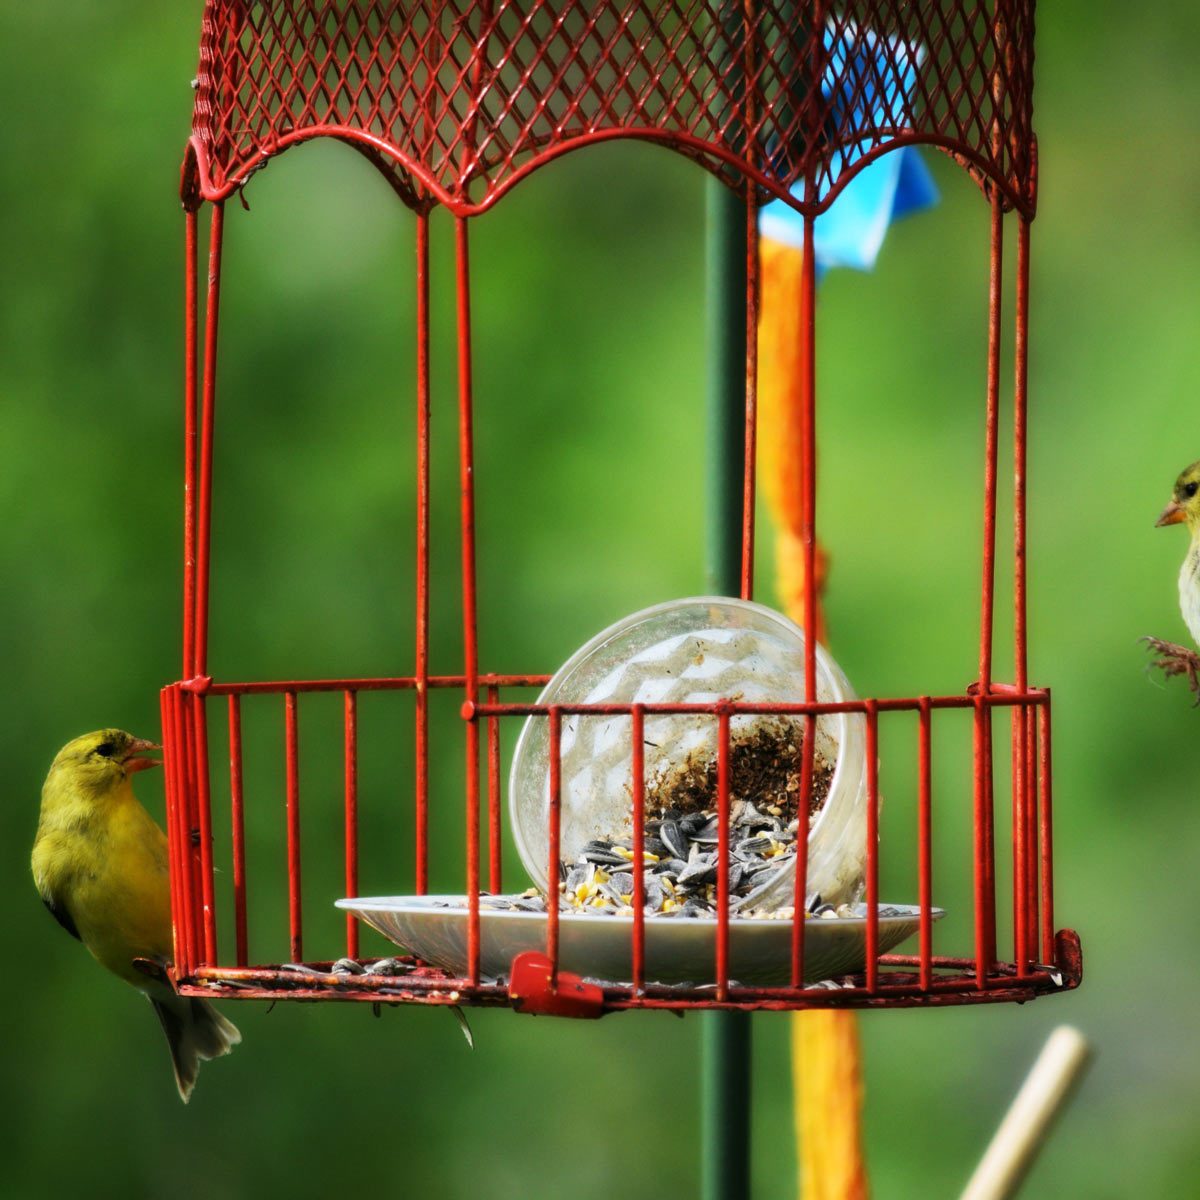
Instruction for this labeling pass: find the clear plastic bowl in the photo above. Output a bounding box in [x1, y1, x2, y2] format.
[509, 597, 868, 911]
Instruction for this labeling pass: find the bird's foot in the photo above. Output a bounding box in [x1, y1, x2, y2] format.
[1142, 636, 1200, 704]
[131, 956, 172, 986]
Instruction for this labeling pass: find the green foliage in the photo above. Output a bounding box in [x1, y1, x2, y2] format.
[3, 3, 1199, 1196]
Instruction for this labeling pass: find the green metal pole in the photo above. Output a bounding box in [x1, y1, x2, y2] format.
[705, 178, 749, 596]
[702, 174, 752, 1200]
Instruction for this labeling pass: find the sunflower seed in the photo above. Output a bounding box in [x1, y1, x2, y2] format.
[659, 819, 688, 860]
[739, 803, 767, 828]
[738, 834, 775, 855]
[364, 958, 411, 976]
[653, 857, 688, 875]
[643, 877, 667, 910]
[582, 849, 628, 866]
[280, 962, 325, 977]
[678, 856, 718, 886]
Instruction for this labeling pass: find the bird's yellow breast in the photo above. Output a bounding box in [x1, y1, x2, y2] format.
[1179, 540, 1200, 645]
[33, 776, 172, 988]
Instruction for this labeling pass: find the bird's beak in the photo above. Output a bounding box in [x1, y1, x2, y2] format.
[123, 737, 162, 774]
[1156, 500, 1187, 528]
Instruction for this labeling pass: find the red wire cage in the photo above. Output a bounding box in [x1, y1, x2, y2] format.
[161, 0, 1081, 1014]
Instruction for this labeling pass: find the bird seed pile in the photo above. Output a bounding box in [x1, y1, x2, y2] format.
[489, 720, 837, 919]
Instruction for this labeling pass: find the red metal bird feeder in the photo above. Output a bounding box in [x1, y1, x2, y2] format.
[161, 0, 1081, 1027]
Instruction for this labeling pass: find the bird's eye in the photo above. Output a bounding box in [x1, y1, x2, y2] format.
[1185, 482, 1199, 500]
[94, 741, 115, 758]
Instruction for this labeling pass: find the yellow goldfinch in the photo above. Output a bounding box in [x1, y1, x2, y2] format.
[32, 729, 240, 1101]
[1146, 461, 1200, 698]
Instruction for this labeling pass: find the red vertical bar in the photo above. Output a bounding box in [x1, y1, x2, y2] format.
[799, 213, 817, 704]
[284, 691, 302, 962]
[547, 707, 562, 988]
[466, 708, 481, 986]
[191, 697, 217, 965]
[486, 683, 502, 894]
[979, 195, 1003, 690]
[1013, 217, 1030, 693]
[972, 698, 994, 987]
[983, 704, 996, 963]
[790, 211, 818, 991]
[172, 688, 196, 977]
[917, 697, 933, 991]
[1014, 212, 1033, 977]
[176, 200, 198, 971]
[181, 691, 205, 967]
[1038, 701, 1055, 963]
[414, 210, 431, 895]
[183, 209, 198, 680]
[456, 215, 481, 986]
[716, 709, 732, 1001]
[344, 690, 359, 958]
[172, 688, 197, 976]
[631, 705, 646, 996]
[1024, 704, 1039, 967]
[1010, 701, 1024, 954]
[1013, 703, 1029, 976]
[971, 196, 1004, 984]
[228, 693, 248, 967]
[789, 715, 812, 990]
[160, 688, 187, 975]
[740, 177, 759, 601]
[864, 702, 879, 993]
[193, 202, 224, 680]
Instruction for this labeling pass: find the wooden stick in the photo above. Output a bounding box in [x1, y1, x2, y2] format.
[960, 1026, 1093, 1200]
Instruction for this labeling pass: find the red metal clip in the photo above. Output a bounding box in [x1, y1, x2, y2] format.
[508, 952, 605, 1019]
[1053, 929, 1084, 988]
[181, 675, 213, 695]
[966, 680, 1022, 697]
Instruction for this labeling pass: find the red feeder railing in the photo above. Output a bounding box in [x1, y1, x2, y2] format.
[161, 0, 1081, 1014]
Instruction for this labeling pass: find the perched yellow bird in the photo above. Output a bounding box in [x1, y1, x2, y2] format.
[32, 729, 240, 1101]
[1146, 461, 1200, 698]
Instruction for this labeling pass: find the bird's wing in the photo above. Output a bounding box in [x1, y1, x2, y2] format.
[32, 844, 82, 941]
[39, 891, 82, 941]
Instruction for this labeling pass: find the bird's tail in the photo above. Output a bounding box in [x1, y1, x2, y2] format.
[149, 994, 242, 1103]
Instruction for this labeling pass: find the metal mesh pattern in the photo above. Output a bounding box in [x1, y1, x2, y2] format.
[188, 0, 1036, 215]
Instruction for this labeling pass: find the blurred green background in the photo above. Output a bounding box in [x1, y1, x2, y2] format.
[3, 3, 1199, 1197]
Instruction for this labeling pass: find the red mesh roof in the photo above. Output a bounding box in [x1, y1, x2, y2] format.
[185, 1, 1035, 215]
